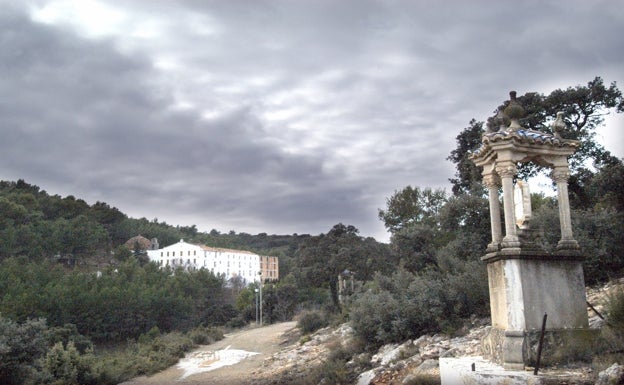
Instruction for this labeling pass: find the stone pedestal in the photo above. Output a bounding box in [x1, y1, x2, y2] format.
[480, 251, 595, 369]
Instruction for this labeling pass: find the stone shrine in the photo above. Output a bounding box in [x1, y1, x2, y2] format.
[469, 92, 595, 370]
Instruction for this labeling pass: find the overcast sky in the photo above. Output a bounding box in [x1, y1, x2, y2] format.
[1, 0, 622, 242]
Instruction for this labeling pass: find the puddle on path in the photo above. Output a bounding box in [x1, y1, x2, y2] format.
[176, 345, 260, 379]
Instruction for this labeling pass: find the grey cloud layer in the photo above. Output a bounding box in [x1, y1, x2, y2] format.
[1, 1, 623, 240]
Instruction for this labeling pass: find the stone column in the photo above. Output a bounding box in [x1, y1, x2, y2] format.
[483, 172, 502, 252]
[551, 166, 580, 250]
[497, 162, 520, 249]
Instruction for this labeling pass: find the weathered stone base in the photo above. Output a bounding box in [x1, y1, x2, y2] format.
[441, 357, 538, 385]
[440, 357, 592, 385]
[482, 327, 600, 369]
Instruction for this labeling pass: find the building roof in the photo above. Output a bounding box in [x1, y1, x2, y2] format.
[197, 244, 258, 255]
[472, 128, 579, 159]
[124, 235, 152, 250]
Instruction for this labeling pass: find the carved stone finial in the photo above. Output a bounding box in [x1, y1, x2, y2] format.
[551, 111, 566, 139]
[496, 110, 508, 131]
[503, 91, 525, 131]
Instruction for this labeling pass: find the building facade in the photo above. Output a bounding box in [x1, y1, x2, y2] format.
[146, 239, 278, 284]
[260, 255, 279, 281]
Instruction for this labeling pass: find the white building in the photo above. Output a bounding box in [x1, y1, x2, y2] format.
[147, 239, 261, 284]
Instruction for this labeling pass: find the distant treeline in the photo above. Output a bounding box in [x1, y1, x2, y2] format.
[0, 179, 312, 274]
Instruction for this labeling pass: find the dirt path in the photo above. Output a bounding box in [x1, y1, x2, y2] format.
[120, 321, 298, 385]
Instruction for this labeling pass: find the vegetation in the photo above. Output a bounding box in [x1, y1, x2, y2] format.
[297, 310, 329, 335]
[0, 313, 223, 385]
[0, 257, 232, 341]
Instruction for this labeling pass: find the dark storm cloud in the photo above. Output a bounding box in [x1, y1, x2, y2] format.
[1, 0, 623, 241]
[0, 6, 350, 236]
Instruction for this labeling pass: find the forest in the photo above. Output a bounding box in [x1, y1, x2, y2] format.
[1, 77, 623, 384]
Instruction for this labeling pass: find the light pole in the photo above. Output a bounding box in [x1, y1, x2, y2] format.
[258, 271, 263, 326]
[254, 288, 259, 325]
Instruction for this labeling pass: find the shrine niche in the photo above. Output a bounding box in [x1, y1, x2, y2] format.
[470, 91, 595, 370]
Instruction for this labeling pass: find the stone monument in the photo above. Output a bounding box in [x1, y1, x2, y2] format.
[469, 91, 595, 370]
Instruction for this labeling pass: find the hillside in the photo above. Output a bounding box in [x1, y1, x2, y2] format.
[0, 179, 308, 271]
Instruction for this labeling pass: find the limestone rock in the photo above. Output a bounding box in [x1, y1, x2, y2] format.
[356, 369, 376, 385]
[596, 363, 624, 385]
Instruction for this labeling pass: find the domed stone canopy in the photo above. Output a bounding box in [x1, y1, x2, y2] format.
[470, 92, 580, 253]
[468, 92, 592, 371]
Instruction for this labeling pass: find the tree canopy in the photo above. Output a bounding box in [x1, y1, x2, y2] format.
[448, 77, 624, 196]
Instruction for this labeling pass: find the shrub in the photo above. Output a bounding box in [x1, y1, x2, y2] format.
[0, 316, 49, 385]
[402, 373, 441, 385]
[605, 287, 624, 339]
[43, 341, 96, 385]
[349, 268, 479, 348]
[87, 330, 199, 384]
[350, 289, 400, 346]
[225, 316, 247, 329]
[47, 323, 94, 354]
[188, 326, 223, 345]
[297, 310, 328, 335]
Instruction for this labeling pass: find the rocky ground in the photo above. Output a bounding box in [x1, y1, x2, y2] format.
[121, 278, 624, 384]
[251, 278, 624, 385]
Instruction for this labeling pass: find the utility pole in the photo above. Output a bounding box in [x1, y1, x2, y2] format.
[254, 288, 259, 325]
[258, 270, 263, 325]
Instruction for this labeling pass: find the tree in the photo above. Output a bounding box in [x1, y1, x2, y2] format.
[378, 186, 447, 234]
[43, 341, 95, 384]
[448, 77, 623, 195]
[377, 186, 448, 272]
[0, 316, 49, 385]
[295, 224, 371, 311]
[576, 161, 624, 211]
[447, 119, 486, 196]
[438, 193, 491, 248]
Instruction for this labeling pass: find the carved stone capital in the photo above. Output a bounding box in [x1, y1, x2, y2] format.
[551, 167, 570, 183]
[483, 173, 501, 188]
[496, 163, 517, 179]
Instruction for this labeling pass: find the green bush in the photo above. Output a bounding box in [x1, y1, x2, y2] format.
[297, 310, 328, 335]
[90, 331, 196, 383]
[350, 289, 400, 345]
[402, 373, 441, 385]
[349, 268, 480, 348]
[47, 323, 94, 354]
[188, 326, 223, 345]
[0, 316, 49, 385]
[43, 341, 96, 385]
[605, 287, 624, 338]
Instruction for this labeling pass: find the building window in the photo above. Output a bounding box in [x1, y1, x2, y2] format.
[160, 252, 163, 257]
[173, 251, 175, 257]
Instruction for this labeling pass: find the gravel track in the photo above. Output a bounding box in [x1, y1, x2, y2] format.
[120, 321, 298, 385]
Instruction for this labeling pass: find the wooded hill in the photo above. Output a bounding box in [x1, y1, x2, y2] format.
[0, 178, 309, 272]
